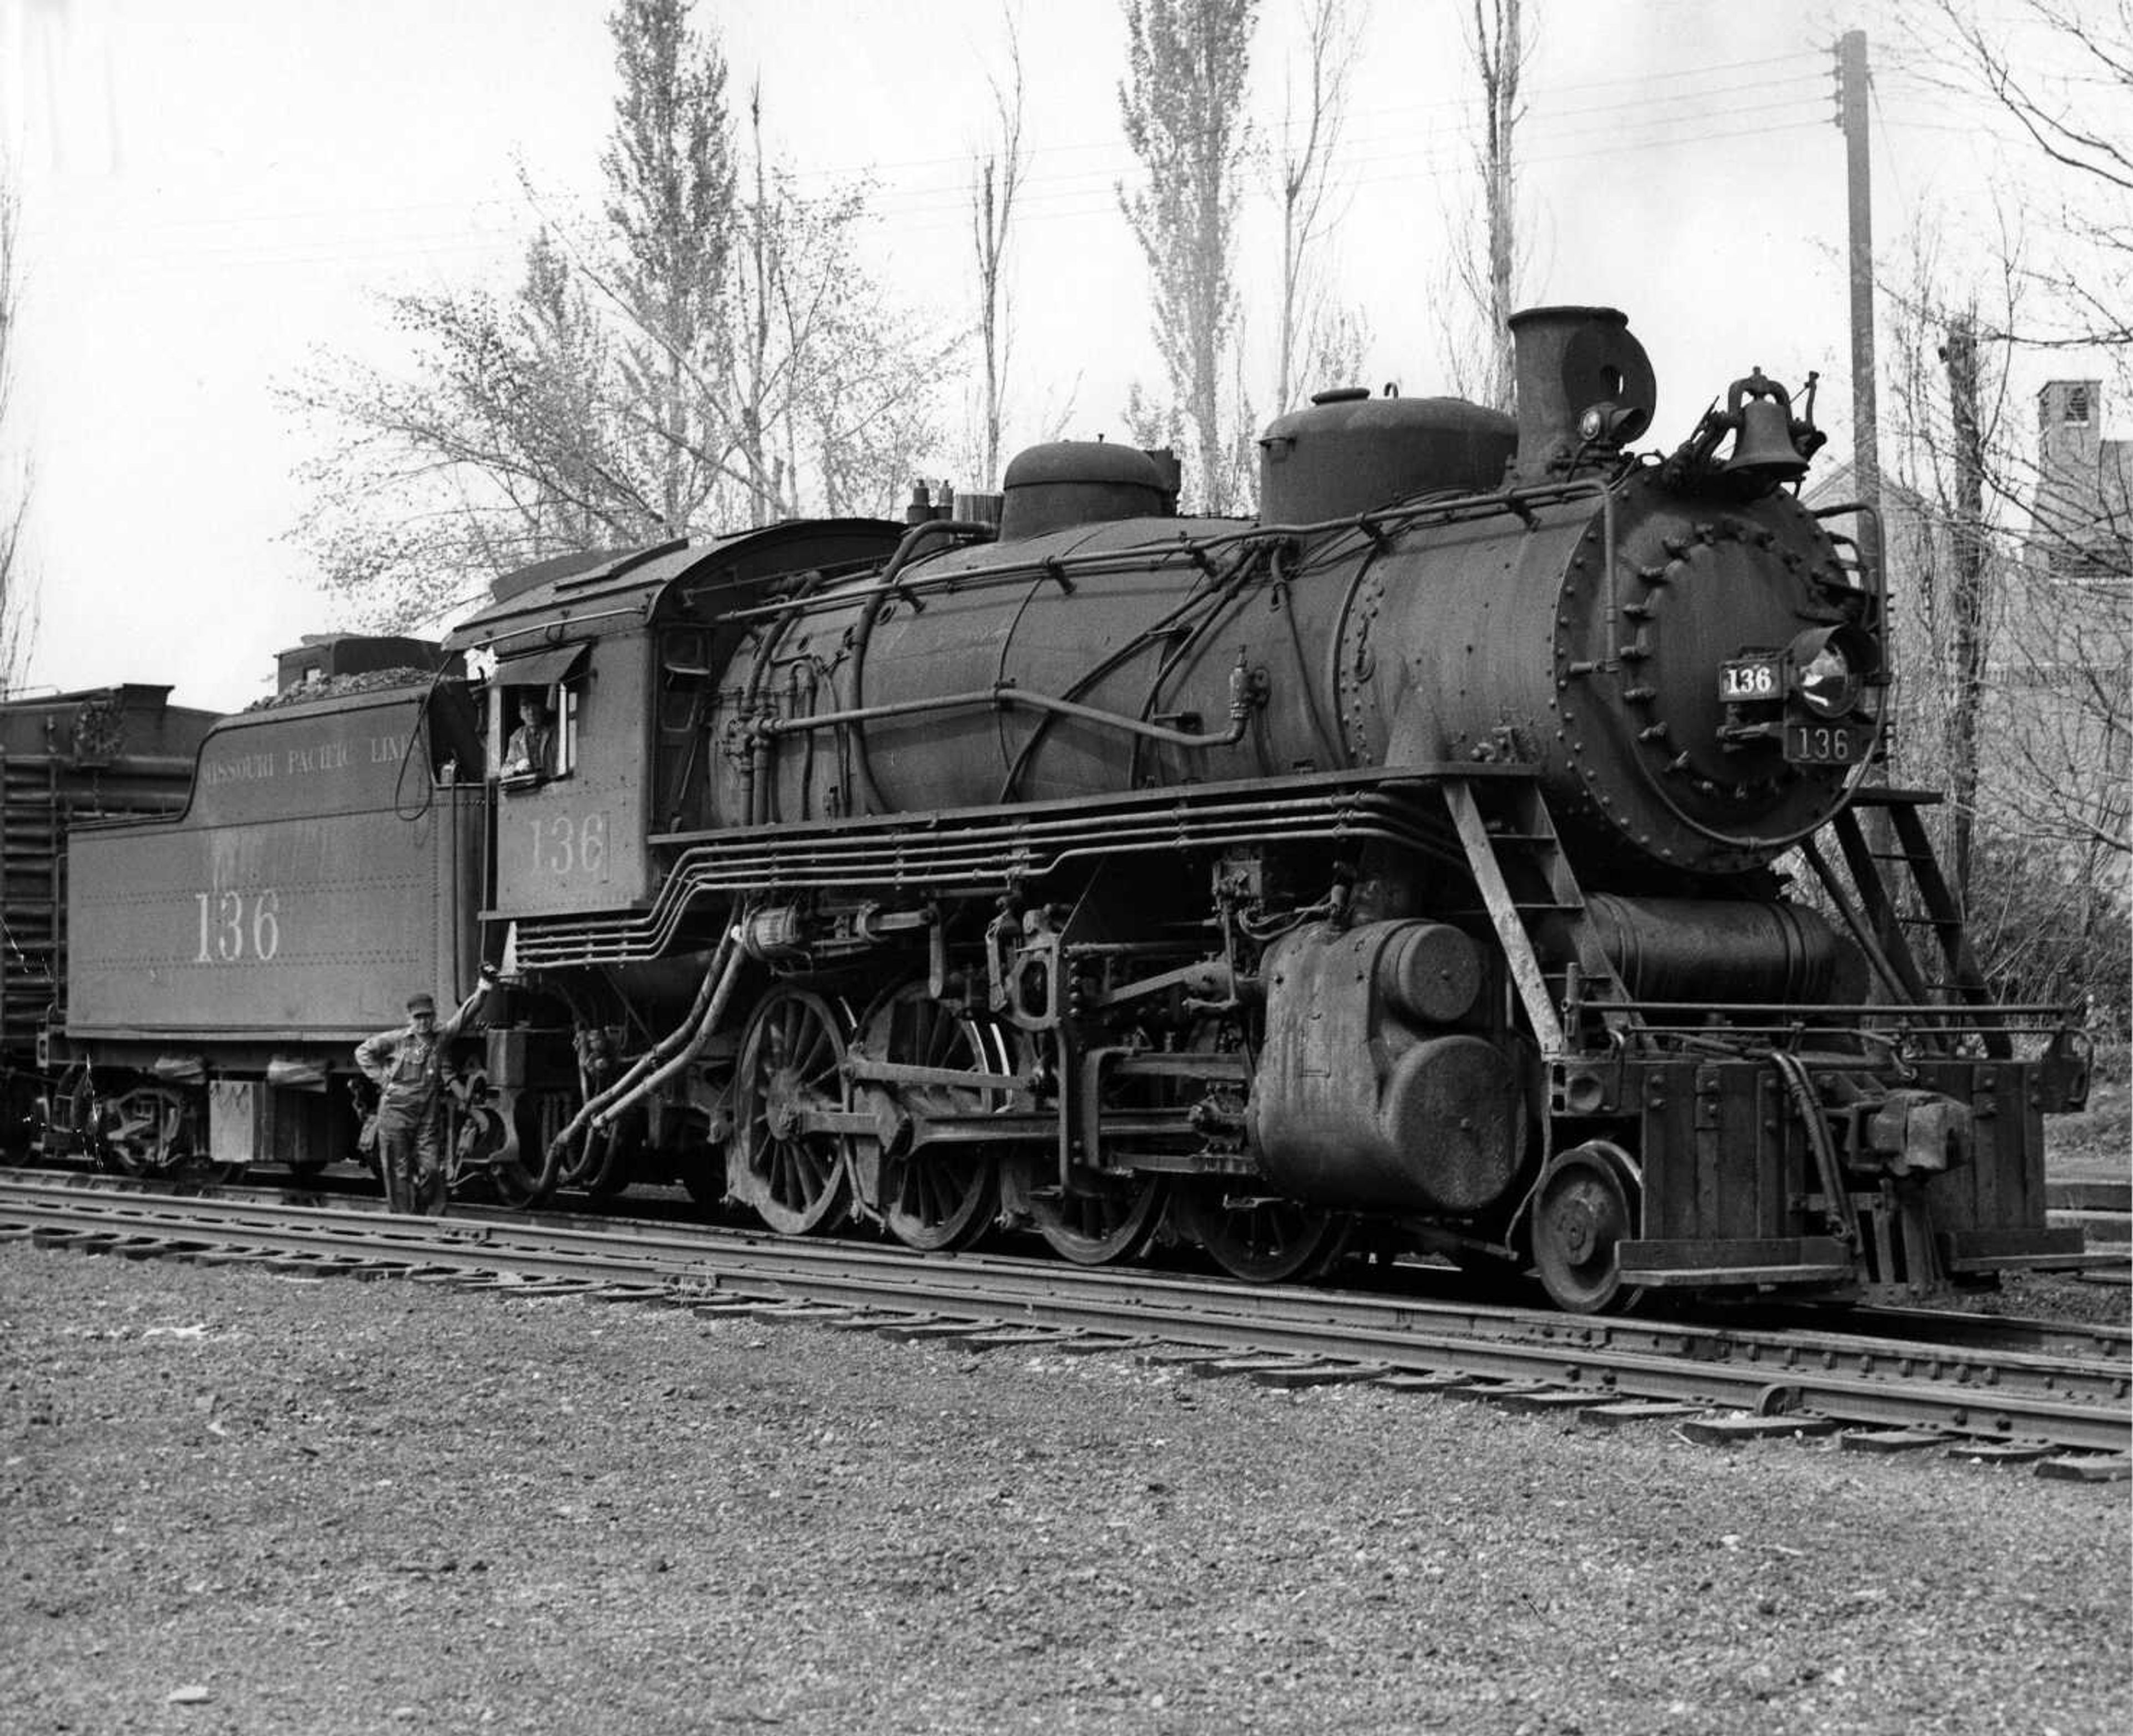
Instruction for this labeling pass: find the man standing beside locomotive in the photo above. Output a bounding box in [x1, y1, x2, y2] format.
[356, 965, 499, 1214]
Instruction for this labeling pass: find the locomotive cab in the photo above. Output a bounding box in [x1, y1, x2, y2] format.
[451, 521, 907, 927]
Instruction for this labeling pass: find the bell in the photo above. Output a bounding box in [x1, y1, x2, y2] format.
[1726, 395, 1808, 481]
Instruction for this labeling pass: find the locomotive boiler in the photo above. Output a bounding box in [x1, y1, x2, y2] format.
[26, 303, 2091, 1313]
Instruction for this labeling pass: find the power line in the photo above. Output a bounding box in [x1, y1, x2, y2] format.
[20, 58, 1834, 247]
[47, 84, 1842, 280]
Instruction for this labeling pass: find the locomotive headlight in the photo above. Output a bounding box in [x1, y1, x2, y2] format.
[1788, 626, 1878, 719]
[1796, 643, 1859, 716]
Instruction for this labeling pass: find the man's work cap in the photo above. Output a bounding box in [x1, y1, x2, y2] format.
[406, 992, 437, 1016]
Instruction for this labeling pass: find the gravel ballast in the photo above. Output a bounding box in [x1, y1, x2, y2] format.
[3, 1243, 2127, 1735]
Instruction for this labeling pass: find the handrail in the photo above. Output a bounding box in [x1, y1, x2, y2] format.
[755, 663, 1263, 754]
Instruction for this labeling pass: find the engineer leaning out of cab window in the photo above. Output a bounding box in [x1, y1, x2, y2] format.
[501, 693, 554, 782]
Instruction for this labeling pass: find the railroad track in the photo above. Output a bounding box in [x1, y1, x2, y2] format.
[3, 1172, 2127, 1476]
[22, 1161, 2129, 1363]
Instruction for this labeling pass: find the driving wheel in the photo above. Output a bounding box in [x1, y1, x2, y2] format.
[1171, 1181, 1349, 1284]
[863, 982, 1006, 1253]
[1006, 1150, 1168, 1266]
[734, 985, 856, 1236]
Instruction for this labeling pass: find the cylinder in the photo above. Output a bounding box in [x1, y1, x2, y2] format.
[1374, 921, 1482, 1026]
[1250, 925, 1524, 1216]
[1375, 1035, 1524, 1215]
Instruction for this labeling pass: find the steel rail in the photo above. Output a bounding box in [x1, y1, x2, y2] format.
[3, 1177, 2125, 1456]
[1740, 1299, 2131, 1364]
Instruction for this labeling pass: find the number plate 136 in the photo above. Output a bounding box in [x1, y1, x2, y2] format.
[1720, 656, 1782, 701]
[1786, 723, 1870, 763]
[528, 811, 609, 877]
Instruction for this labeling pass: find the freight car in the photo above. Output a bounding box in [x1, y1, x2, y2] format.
[1, 685, 218, 1163]
[21, 304, 2094, 1312]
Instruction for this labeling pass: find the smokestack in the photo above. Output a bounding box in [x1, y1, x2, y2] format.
[1505, 305, 1656, 485]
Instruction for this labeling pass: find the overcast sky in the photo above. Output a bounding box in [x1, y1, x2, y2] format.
[1, 0, 2104, 710]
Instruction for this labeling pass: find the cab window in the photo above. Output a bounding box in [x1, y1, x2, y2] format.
[488, 644, 590, 786]
[495, 682, 582, 784]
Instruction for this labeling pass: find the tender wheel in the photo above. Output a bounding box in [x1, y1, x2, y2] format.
[1171, 1182, 1349, 1284]
[99, 1086, 219, 1180]
[863, 982, 1007, 1253]
[734, 986, 855, 1236]
[1531, 1141, 1645, 1314]
[1005, 1151, 1167, 1266]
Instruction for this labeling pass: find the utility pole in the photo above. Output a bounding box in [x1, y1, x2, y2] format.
[1834, 29, 1898, 893]
[1834, 29, 1881, 545]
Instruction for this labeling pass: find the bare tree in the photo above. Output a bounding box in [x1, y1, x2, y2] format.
[969, 11, 1028, 491]
[765, 175, 958, 519]
[1272, 0, 1365, 413]
[730, 81, 790, 518]
[1895, 0, 2130, 355]
[1877, 213, 2130, 1014]
[1117, 0, 1258, 514]
[1886, 2, 2132, 881]
[0, 158, 34, 689]
[1443, 0, 1532, 412]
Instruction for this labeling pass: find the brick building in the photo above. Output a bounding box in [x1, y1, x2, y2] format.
[2030, 378, 2132, 577]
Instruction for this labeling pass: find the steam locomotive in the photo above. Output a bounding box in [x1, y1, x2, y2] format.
[0, 305, 2091, 1311]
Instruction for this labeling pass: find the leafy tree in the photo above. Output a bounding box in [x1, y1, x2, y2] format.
[1116, 0, 1258, 515]
[288, 0, 940, 630]
[602, 0, 740, 532]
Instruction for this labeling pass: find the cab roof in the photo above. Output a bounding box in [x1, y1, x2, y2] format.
[443, 519, 903, 660]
